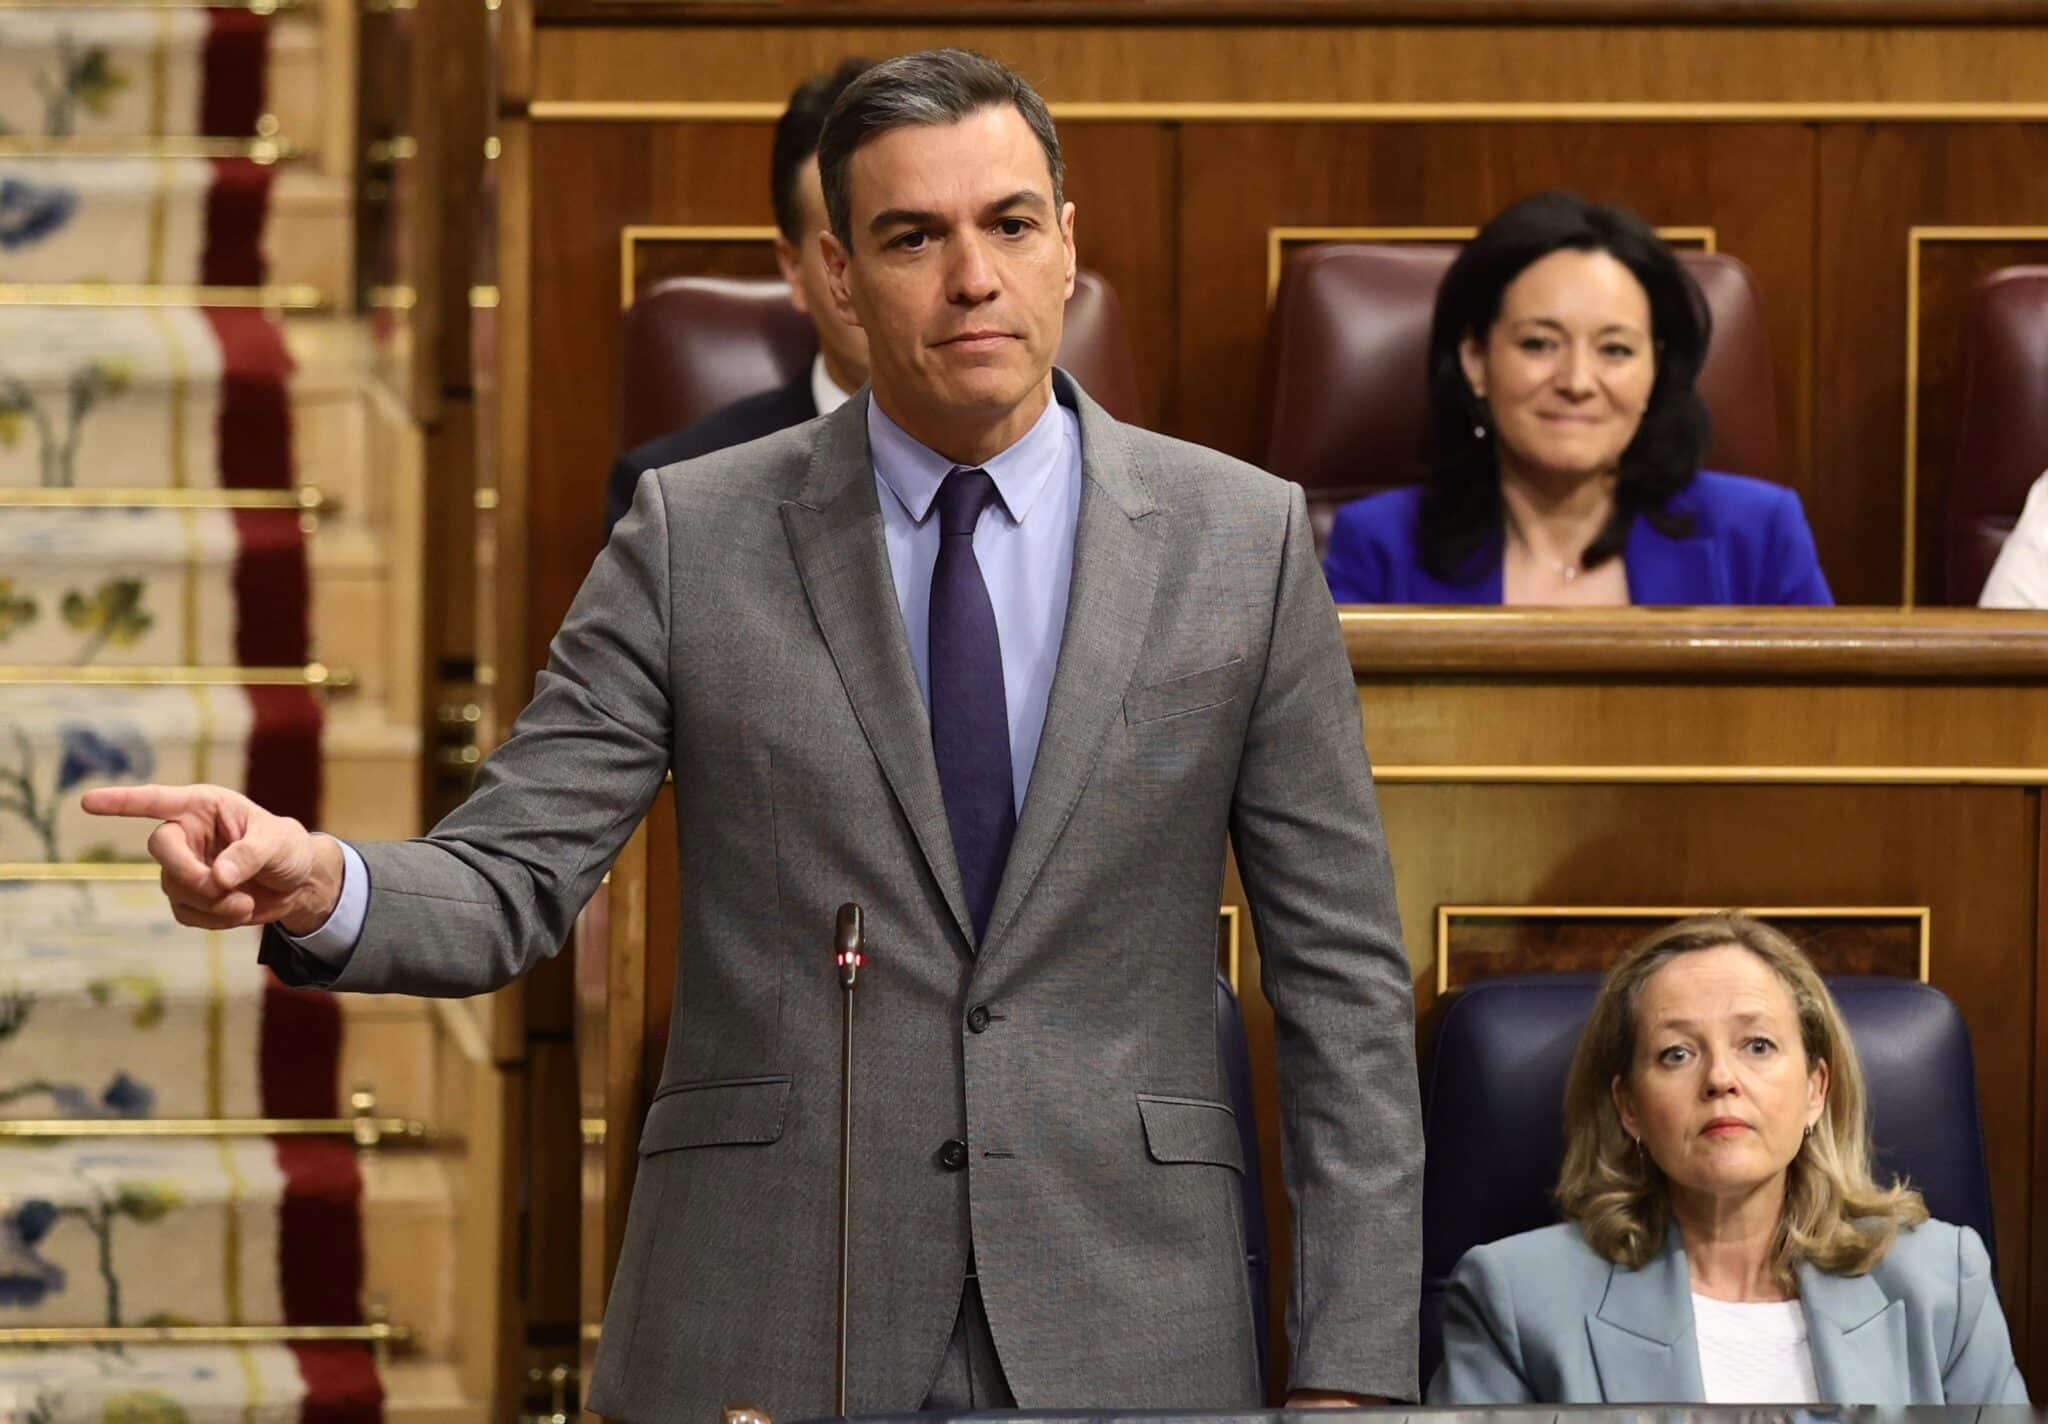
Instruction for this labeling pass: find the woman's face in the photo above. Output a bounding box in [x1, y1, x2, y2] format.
[1460, 248, 1658, 485]
[1612, 945, 1828, 1209]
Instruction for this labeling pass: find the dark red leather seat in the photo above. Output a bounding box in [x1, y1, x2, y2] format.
[618, 268, 1143, 451]
[1256, 243, 1782, 553]
[1945, 266, 2048, 605]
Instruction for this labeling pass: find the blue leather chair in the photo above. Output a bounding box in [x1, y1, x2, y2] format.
[1419, 973, 1994, 1391]
[1214, 972, 1271, 1394]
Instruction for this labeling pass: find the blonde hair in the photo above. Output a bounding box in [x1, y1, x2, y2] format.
[1555, 913, 1927, 1292]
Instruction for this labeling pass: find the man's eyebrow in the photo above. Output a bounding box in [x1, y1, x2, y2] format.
[986, 189, 1049, 216]
[868, 207, 941, 235]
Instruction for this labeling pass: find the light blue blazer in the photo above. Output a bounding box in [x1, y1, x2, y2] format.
[1430, 1220, 2027, 1405]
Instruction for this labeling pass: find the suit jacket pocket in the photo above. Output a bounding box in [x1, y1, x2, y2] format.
[1137, 1093, 1244, 1173]
[1123, 657, 1244, 725]
[639, 1075, 792, 1154]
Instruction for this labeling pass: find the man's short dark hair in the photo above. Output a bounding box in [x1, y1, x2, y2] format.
[771, 58, 873, 243]
[816, 48, 1064, 249]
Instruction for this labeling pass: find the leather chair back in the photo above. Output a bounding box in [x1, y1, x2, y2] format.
[1946, 266, 2048, 604]
[1419, 973, 1994, 1391]
[1257, 244, 1781, 552]
[1215, 972, 1272, 1394]
[618, 269, 1143, 452]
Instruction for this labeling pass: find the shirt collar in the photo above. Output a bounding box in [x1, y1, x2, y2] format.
[868, 386, 1071, 526]
[811, 353, 852, 417]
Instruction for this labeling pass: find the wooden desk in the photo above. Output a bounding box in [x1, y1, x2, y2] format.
[574, 607, 2048, 1397]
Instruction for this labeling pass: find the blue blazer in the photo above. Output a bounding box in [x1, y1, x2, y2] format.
[1322, 471, 1833, 605]
[1430, 1220, 2027, 1406]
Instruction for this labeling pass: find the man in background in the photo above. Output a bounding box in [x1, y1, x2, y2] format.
[602, 57, 873, 536]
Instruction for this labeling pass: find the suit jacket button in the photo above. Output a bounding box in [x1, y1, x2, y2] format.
[938, 1138, 969, 1171]
[966, 1004, 991, 1033]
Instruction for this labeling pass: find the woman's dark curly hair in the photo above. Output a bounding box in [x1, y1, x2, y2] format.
[1419, 190, 1713, 585]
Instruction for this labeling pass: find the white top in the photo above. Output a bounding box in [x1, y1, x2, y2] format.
[810, 353, 851, 417]
[1691, 1292, 1821, 1404]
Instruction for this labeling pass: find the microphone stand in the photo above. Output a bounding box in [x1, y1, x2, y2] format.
[832, 903, 865, 1417]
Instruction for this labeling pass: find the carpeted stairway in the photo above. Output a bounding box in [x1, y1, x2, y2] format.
[0, 9, 390, 1421]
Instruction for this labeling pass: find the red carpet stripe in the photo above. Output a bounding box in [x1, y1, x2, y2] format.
[243, 686, 323, 828]
[261, 975, 343, 1121]
[290, 1342, 385, 1424]
[202, 158, 275, 288]
[203, 308, 296, 489]
[202, 9, 270, 138]
[275, 1138, 366, 1327]
[233, 509, 311, 666]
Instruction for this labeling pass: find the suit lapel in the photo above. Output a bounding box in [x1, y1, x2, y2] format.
[978, 377, 1162, 956]
[780, 394, 975, 948]
[1586, 1228, 1705, 1403]
[1800, 1260, 1908, 1403]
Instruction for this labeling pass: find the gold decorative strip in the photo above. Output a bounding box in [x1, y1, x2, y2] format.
[0, 486, 327, 510]
[619, 224, 779, 310]
[1373, 763, 2048, 785]
[0, 864, 158, 881]
[1218, 904, 1241, 994]
[0, 1324, 411, 1348]
[0, 284, 324, 309]
[0, 662, 348, 686]
[1266, 223, 1717, 303]
[0, 1, 305, 9]
[1433, 903, 1932, 995]
[0, 137, 293, 162]
[1899, 225, 2048, 606]
[533, 100, 2048, 126]
[0, 1116, 430, 1142]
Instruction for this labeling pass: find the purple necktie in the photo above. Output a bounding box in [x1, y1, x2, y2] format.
[929, 467, 1015, 943]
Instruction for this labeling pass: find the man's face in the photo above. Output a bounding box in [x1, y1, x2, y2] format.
[775, 157, 869, 394]
[822, 104, 1076, 460]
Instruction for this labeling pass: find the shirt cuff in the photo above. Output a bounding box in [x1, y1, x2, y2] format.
[281, 837, 368, 965]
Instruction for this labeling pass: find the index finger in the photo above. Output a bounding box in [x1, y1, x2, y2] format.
[80, 784, 212, 820]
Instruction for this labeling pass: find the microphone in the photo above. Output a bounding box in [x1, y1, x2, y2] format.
[832, 902, 865, 1415]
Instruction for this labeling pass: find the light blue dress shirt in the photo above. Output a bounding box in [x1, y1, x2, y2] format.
[288, 387, 1084, 964]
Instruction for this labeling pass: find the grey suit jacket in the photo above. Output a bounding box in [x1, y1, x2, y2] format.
[1430, 1220, 2027, 1406]
[262, 372, 1422, 1419]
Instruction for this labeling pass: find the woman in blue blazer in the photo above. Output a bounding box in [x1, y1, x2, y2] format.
[1322, 193, 1832, 606]
[1431, 914, 2025, 1406]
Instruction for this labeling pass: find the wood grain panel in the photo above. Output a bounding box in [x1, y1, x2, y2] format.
[531, 24, 2048, 107]
[1057, 124, 1178, 428]
[524, 121, 775, 676]
[626, 235, 780, 304]
[1440, 908, 1925, 988]
[1174, 122, 1813, 473]
[1813, 125, 2048, 604]
[1912, 236, 2048, 603]
[541, 1, 2048, 19]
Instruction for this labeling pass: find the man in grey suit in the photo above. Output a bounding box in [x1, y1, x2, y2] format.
[85, 48, 1422, 1419]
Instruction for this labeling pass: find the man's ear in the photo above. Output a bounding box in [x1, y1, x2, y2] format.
[773, 234, 809, 315]
[1059, 200, 1078, 300]
[820, 230, 861, 328]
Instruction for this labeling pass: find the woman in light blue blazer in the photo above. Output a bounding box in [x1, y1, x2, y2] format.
[1431, 914, 2025, 1406]
[1322, 192, 1832, 607]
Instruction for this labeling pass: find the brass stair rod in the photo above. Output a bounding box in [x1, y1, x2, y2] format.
[0, 1115, 429, 1144]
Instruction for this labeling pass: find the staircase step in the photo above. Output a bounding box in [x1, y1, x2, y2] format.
[0, 686, 320, 860]
[0, 1342, 384, 1424]
[0, 1137, 361, 1329]
[0, 10, 267, 144]
[0, 891, 341, 1123]
[0, 507, 307, 668]
[0, 161, 347, 297]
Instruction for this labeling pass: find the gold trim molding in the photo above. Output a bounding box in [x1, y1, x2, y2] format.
[0, 486, 325, 511]
[534, 101, 2048, 125]
[0, 137, 292, 163]
[0, 1323, 411, 1348]
[1900, 224, 2048, 605]
[0, 662, 350, 687]
[1266, 224, 1717, 303]
[1433, 903, 1932, 995]
[1373, 763, 2048, 785]
[1218, 904, 1241, 993]
[0, 1116, 430, 1143]
[0, 284, 324, 310]
[619, 223, 779, 310]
